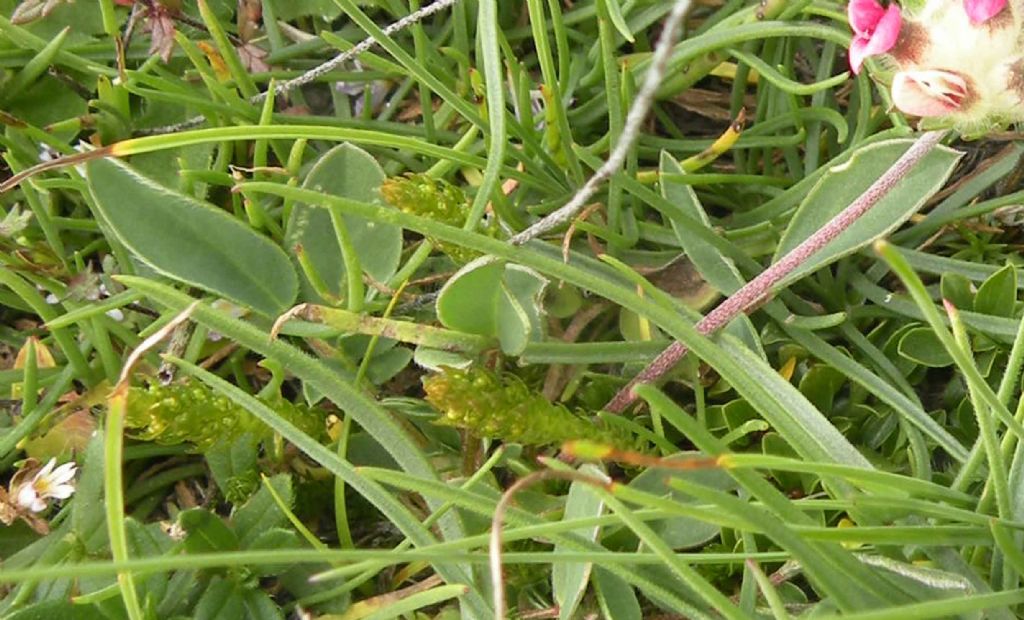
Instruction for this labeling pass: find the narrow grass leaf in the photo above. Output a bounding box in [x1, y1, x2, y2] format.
[239, 183, 871, 469]
[361, 584, 468, 620]
[553, 464, 606, 620]
[721, 454, 974, 505]
[812, 589, 1024, 620]
[164, 357, 492, 617]
[104, 389, 144, 620]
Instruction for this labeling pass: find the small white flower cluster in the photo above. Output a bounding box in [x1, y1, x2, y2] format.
[0, 457, 78, 534]
[13, 458, 77, 513]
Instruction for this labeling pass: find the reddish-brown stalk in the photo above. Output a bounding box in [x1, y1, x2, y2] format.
[605, 130, 947, 413]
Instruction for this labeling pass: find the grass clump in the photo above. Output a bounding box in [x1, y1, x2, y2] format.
[1, 0, 1024, 618]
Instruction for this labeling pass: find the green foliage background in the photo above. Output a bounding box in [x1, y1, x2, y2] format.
[1, 0, 1024, 618]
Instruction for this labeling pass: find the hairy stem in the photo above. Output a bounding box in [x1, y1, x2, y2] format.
[605, 129, 947, 413]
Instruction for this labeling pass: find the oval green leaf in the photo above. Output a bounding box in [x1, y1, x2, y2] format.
[86, 157, 298, 317]
[285, 143, 401, 298]
[774, 139, 962, 288]
[436, 257, 548, 355]
[660, 151, 764, 359]
[941, 272, 975, 311]
[974, 263, 1017, 318]
[898, 326, 954, 368]
[178, 508, 240, 554]
[660, 151, 743, 295]
[194, 577, 246, 620]
[628, 453, 737, 549]
[593, 568, 642, 620]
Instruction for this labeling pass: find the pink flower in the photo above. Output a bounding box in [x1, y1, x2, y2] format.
[860, 0, 1024, 130]
[848, 0, 903, 74]
[891, 70, 969, 116]
[964, 0, 1008, 23]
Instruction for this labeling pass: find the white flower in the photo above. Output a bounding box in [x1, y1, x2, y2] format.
[14, 458, 77, 513]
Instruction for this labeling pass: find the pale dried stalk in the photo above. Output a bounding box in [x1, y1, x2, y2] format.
[490, 469, 611, 620]
[509, 0, 693, 245]
[118, 301, 199, 387]
[605, 129, 948, 412]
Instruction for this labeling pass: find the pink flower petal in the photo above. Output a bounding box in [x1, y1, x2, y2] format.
[964, 0, 1008, 23]
[849, 36, 872, 74]
[863, 5, 902, 55]
[892, 70, 968, 117]
[846, 1, 901, 73]
[849, 0, 886, 33]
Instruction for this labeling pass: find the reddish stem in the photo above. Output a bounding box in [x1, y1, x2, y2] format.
[605, 130, 947, 413]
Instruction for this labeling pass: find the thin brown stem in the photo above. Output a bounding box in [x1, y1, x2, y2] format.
[605, 129, 948, 413]
[0, 147, 114, 195]
[490, 469, 612, 620]
[543, 301, 610, 400]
